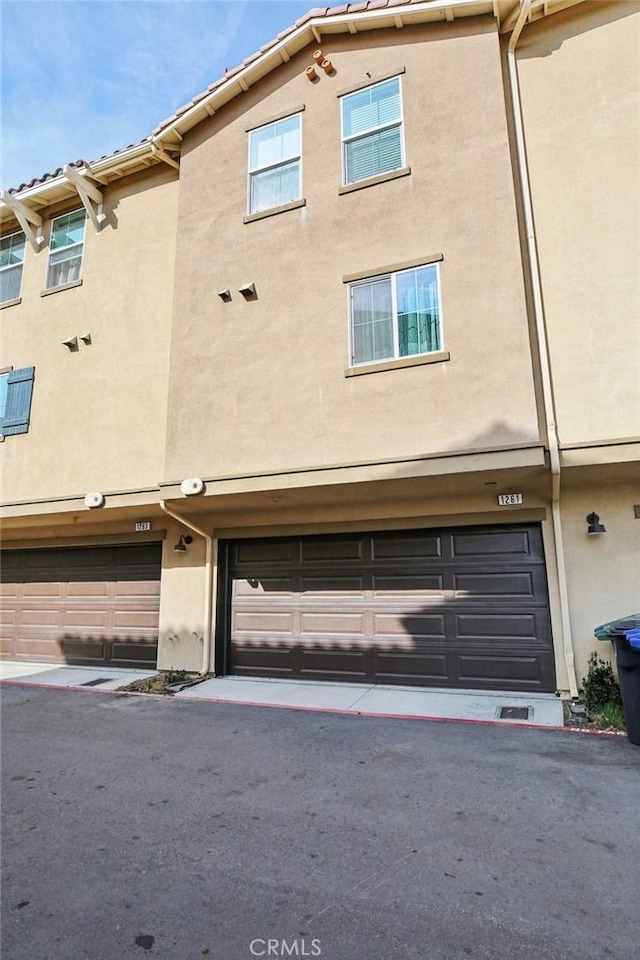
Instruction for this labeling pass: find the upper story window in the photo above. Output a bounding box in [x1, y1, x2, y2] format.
[248, 113, 302, 215]
[46, 209, 86, 289]
[0, 366, 35, 437]
[349, 262, 442, 367]
[0, 231, 26, 304]
[341, 77, 404, 186]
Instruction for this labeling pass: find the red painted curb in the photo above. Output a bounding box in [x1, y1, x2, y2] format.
[0, 678, 629, 738]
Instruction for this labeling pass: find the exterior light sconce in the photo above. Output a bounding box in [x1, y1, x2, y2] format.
[173, 534, 193, 553]
[586, 512, 606, 535]
[218, 289, 232, 302]
[238, 282, 257, 300]
[84, 492, 105, 509]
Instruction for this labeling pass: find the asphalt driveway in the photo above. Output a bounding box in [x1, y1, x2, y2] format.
[1, 685, 639, 960]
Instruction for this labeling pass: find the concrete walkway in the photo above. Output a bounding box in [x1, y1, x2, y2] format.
[0, 660, 565, 727]
[0, 660, 156, 691]
[176, 675, 565, 727]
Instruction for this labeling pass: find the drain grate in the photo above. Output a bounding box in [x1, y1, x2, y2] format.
[498, 706, 531, 720]
[80, 677, 114, 687]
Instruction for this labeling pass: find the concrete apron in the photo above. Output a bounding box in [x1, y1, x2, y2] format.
[0, 660, 564, 727]
[0, 660, 157, 691]
[175, 676, 565, 727]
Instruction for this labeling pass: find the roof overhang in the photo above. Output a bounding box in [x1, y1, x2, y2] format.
[152, 0, 584, 148]
[1, 0, 585, 227]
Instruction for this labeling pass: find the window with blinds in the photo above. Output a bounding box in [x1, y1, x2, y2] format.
[0, 231, 26, 304]
[341, 77, 404, 185]
[349, 263, 442, 366]
[248, 114, 302, 215]
[46, 209, 86, 290]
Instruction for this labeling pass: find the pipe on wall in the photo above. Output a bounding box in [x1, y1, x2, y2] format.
[159, 500, 217, 677]
[507, 0, 579, 698]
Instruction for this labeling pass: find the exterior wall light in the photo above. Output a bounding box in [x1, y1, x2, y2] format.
[586, 512, 606, 535]
[173, 534, 193, 552]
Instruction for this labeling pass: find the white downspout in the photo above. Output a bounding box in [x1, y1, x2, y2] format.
[507, 0, 579, 697]
[159, 500, 216, 678]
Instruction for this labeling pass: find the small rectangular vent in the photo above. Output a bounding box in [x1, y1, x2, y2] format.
[498, 706, 531, 720]
[80, 678, 113, 687]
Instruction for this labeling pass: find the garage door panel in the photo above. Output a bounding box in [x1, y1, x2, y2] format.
[63, 610, 110, 629]
[451, 528, 540, 559]
[0, 544, 161, 667]
[300, 612, 365, 636]
[371, 533, 442, 560]
[226, 525, 555, 692]
[372, 574, 444, 596]
[114, 581, 161, 599]
[66, 582, 111, 598]
[456, 654, 548, 687]
[21, 582, 63, 598]
[453, 571, 532, 598]
[300, 576, 366, 595]
[301, 538, 364, 562]
[233, 540, 297, 566]
[234, 577, 296, 597]
[113, 610, 160, 629]
[374, 652, 449, 684]
[374, 612, 446, 638]
[234, 611, 294, 634]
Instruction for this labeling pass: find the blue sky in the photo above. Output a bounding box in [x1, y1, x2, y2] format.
[1, 0, 315, 190]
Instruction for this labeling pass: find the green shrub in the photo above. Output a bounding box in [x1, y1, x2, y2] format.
[581, 651, 622, 716]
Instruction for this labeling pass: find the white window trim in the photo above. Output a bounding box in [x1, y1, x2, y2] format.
[45, 209, 86, 290]
[0, 230, 26, 304]
[340, 76, 406, 187]
[247, 113, 303, 216]
[347, 261, 444, 368]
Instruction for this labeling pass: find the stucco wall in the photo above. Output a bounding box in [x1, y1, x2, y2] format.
[517, 1, 640, 446]
[1, 167, 178, 503]
[560, 481, 640, 684]
[165, 17, 539, 484]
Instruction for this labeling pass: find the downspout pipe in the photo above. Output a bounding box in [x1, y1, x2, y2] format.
[159, 500, 216, 678]
[507, 0, 579, 698]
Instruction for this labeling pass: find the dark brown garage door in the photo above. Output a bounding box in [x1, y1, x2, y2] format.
[220, 525, 556, 692]
[0, 543, 162, 668]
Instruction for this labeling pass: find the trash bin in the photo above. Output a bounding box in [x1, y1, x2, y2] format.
[595, 614, 640, 746]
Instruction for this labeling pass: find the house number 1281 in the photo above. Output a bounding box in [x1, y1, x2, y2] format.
[497, 493, 523, 506]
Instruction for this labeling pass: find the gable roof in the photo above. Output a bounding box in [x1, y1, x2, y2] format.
[1, 0, 584, 224]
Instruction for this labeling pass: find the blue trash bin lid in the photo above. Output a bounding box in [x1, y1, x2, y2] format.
[625, 628, 640, 650]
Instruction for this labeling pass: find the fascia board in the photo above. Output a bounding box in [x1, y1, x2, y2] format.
[156, 0, 498, 144]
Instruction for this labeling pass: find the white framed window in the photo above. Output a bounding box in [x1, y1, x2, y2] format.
[248, 113, 302, 215]
[349, 262, 442, 366]
[0, 231, 26, 304]
[341, 76, 404, 186]
[46, 209, 86, 289]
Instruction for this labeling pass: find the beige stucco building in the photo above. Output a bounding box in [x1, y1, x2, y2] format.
[1, 0, 638, 700]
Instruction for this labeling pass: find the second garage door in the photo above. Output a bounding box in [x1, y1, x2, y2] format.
[0, 543, 162, 668]
[220, 524, 556, 692]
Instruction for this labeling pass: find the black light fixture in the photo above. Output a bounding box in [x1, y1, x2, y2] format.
[586, 512, 606, 535]
[173, 534, 193, 552]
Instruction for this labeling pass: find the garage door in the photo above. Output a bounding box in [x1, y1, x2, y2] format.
[221, 525, 556, 692]
[0, 543, 162, 668]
